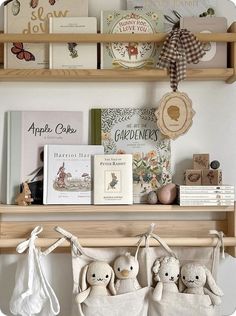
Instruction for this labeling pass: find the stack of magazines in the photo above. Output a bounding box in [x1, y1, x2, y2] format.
[177, 185, 235, 206]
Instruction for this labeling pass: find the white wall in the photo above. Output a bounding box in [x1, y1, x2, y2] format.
[0, 1, 236, 315]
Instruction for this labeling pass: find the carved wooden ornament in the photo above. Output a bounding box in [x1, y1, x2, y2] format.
[155, 91, 195, 140]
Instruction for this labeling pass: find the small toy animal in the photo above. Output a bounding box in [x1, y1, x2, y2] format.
[113, 252, 141, 294]
[179, 263, 223, 306]
[76, 261, 116, 304]
[15, 182, 33, 206]
[152, 256, 180, 302]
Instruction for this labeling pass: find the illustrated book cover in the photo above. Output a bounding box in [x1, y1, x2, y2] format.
[4, 0, 88, 69]
[91, 108, 171, 203]
[180, 17, 227, 68]
[7, 111, 83, 204]
[101, 10, 164, 69]
[94, 154, 133, 205]
[49, 17, 97, 69]
[43, 144, 104, 204]
[127, 0, 217, 31]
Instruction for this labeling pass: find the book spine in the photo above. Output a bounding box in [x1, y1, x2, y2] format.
[179, 194, 235, 199]
[179, 201, 234, 206]
[178, 185, 234, 190]
[179, 190, 234, 194]
[43, 145, 48, 205]
[91, 109, 102, 145]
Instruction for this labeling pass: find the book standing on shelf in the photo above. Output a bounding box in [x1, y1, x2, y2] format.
[49, 17, 97, 69]
[91, 108, 171, 203]
[43, 144, 104, 205]
[101, 10, 164, 69]
[6, 111, 83, 205]
[94, 154, 133, 205]
[4, 0, 88, 69]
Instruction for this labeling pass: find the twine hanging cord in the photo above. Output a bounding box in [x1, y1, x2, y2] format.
[157, 28, 206, 91]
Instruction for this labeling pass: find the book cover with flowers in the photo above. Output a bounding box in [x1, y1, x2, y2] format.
[101, 10, 164, 69]
[91, 108, 171, 203]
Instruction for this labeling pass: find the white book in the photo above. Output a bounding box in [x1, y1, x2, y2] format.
[43, 144, 104, 204]
[179, 194, 235, 199]
[49, 17, 97, 69]
[178, 185, 234, 191]
[94, 154, 133, 205]
[179, 201, 234, 206]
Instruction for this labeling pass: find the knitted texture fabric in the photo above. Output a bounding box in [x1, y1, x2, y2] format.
[157, 28, 206, 91]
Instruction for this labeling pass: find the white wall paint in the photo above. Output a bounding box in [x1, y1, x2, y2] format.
[0, 1, 236, 315]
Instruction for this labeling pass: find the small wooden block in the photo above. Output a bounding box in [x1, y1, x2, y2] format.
[185, 169, 202, 185]
[202, 169, 222, 185]
[193, 154, 210, 170]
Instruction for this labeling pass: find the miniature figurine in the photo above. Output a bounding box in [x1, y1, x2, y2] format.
[15, 182, 34, 206]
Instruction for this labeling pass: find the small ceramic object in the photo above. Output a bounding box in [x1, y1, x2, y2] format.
[147, 191, 158, 205]
[15, 182, 34, 206]
[157, 183, 177, 205]
[210, 160, 220, 170]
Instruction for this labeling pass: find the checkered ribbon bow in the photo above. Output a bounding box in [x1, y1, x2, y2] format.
[157, 28, 206, 91]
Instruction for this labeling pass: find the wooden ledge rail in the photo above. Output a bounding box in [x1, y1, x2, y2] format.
[1, 237, 236, 248]
[0, 33, 236, 43]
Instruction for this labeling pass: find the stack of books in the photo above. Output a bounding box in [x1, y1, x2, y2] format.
[177, 185, 235, 206]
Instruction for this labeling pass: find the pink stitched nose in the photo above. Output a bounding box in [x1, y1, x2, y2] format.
[121, 270, 129, 277]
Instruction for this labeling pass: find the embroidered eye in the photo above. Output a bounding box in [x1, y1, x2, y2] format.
[106, 275, 109, 278]
[130, 266, 133, 270]
[165, 273, 168, 276]
[183, 276, 185, 280]
[92, 274, 96, 277]
[177, 274, 180, 278]
[196, 276, 199, 279]
[118, 268, 120, 272]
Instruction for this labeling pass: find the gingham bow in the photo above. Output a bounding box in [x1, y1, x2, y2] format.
[157, 28, 206, 91]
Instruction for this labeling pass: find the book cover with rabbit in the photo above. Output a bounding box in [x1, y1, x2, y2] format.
[94, 154, 133, 204]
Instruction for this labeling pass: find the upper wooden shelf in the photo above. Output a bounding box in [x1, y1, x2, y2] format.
[0, 203, 234, 214]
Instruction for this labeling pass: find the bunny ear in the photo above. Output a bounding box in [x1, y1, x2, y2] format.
[81, 264, 89, 292]
[108, 267, 116, 295]
[204, 267, 224, 297]
[178, 276, 186, 293]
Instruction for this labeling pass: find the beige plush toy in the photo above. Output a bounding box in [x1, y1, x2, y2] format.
[180, 263, 223, 306]
[76, 261, 116, 304]
[152, 256, 180, 302]
[113, 252, 141, 294]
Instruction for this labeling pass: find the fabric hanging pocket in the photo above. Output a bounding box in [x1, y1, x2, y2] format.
[146, 231, 224, 316]
[55, 226, 150, 316]
[9, 226, 60, 316]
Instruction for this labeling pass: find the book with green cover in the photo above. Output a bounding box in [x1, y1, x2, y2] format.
[91, 108, 171, 203]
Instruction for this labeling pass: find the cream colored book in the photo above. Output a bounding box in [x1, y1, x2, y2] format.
[94, 154, 133, 205]
[49, 17, 97, 69]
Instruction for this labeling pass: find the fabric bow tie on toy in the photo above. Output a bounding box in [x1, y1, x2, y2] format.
[157, 28, 206, 91]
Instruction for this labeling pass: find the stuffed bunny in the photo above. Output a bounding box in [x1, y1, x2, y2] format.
[152, 256, 180, 302]
[113, 252, 141, 294]
[180, 263, 223, 306]
[76, 261, 116, 304]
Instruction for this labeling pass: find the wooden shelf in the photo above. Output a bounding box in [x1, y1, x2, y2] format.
[0, 203, 234, 214]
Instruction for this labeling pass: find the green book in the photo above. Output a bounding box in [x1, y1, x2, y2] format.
[91, 108, 171, 203]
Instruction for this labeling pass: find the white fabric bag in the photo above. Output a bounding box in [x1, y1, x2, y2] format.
[147, 231, 224, 316]
[10, 226, 60, 316]
[55, 227, 150, 316]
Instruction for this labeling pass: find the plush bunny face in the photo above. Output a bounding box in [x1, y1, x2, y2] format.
[153, 256, 180, 284]
[114, 253, 139, 280]
[181, 263, 206, 289]
[86, 261, 113, 287]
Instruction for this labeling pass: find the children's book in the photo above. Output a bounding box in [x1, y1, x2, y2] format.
[4, 0, 88, 69]
[49, 17, 97, 69]
[101, 10, 164, 69]
[7, 111, 83, 204]
[94, 154, 133, 205]
[91, 108, 171, 203]
[43, 144, 104, 204]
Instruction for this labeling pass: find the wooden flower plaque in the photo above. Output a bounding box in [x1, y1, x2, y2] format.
[155, 91, 195, 140]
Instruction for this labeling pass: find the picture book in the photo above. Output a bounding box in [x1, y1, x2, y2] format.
[43, 144, 104, 204]
[91, 108, 171, 203]
[4, 0, 88, 69]
[180, 17, 227, 68]
[7, 111, 83, 204]
[101, 10, 164, 69]
[49, 17, 97, 69]
[127, 0, 217, 31]
[94, 154, 133, 205]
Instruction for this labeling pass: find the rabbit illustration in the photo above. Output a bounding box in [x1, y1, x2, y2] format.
[179, 263, 223, 306]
